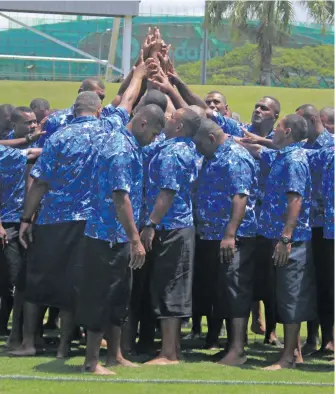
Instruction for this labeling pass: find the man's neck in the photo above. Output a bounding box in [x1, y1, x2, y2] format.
[252, 123, 272, 138]
[278, 138, 295, 150]
[307, 123, 324, 144]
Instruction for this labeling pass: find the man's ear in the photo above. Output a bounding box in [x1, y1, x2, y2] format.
[176, 121, 184, 134]
[285, 127, 292, 138]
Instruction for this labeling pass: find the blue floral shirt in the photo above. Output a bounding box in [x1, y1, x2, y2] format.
[38, 104, 123, 147]
[304, 130, 334, 228]
[30, 116, 107, 225]
[146, 137, 198, 230]
[140, 131, 166, 227]
[85, 125, 143, 244]
[38, 106, 74, 148]
[244, 124, 275, 219]
[212, 111, 244, 137]
[0, 145, 27, 223]
[258, 143, 311, 241]
[195, 137, 257, 240]
[321, 146, 334, 239]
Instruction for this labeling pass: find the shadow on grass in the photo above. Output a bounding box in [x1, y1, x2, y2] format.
[34, 359, 82, 374]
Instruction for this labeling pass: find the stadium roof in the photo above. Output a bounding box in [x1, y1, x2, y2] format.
[0, 1, 140, 17]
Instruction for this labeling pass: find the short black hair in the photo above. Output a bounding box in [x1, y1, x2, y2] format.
[180, 108, 202, 138]
[262, 96, 281, 115]
[0, 104, 15, 117]
[79, 78, 105, 92]
[206, 90, 227, 104]
[74, 92, 101, 115]
[143, 90, 168, 113]
[296, 104, 319, 119]
[283, 114, 308, 142]
[320, 107, 334, 123]
[30, 98, 50, 111]
[136, 104, 165, 130]
[11, 106, 34, 123]
[197, 117, 222, 137]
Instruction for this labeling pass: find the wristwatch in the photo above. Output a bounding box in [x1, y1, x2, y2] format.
[144, 219, 157, 229]
[280, 236, 292, 245]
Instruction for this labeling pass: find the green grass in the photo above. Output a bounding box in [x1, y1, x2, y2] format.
[0, 81, 334, 392]
[0, 323, 333, 394]
[0, 81, 333, 123]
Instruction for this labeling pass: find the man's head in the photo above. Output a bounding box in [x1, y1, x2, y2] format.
[131, 104, 166, 147]
[251, 96, 280, 133]
[30, 98, 51, 124]
[78, 78, 105, 102]
[295, 104, 323, 139]
[193, 117, 226, 158]
[320, 107, 334, 134]
[0, 104, 15, 137]
[188, 105, 207, 118]
[204, 91, 228, 116]
[11, 106, 37, 137]
[164, 108, 201, 140]
[273, 114, 308, 148]
[133, 89, 168, 115]
[73, 91, 102, 118]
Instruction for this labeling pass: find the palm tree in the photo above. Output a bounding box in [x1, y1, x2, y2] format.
[205, 1, 334, 86]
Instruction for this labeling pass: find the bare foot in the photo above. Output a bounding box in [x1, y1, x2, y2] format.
[263, 359, 295, 370]
[56, 344, 70, 359]
[145, 357, 179, 365]
[251, 320, 266, 336]
[106, 357, 140, 368]
[100, 339, 108, 348]
[217, 351, 247, 366]
[83, 363, 116, 375]
[264, 333, 283, 348]
[9, 346, 36, 356]
[295, 352, 304, 364]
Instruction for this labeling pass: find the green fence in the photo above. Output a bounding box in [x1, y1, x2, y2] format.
[0, 15, 333, 83]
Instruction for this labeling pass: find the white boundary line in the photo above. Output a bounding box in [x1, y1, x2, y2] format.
[0, 375, 333, 386]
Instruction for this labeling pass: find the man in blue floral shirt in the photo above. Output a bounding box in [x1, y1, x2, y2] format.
[0, 145, 30, 347]
[37, 78, 106, 148]
[296, 104, 335, 356]
[13, 92, 108, 359]
[193, 117, 257, 367]
[205, 91, 244, 137]
[75, 63, 165, 375]
[242, 114, 316, 370]
[320, 146, 334, 355]
[140, 107, 201, 365]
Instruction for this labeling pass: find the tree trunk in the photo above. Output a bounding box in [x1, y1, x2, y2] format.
[259, 42, 272, 86]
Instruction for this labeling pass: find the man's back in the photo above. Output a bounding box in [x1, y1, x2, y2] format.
[31, 116, 105, 224]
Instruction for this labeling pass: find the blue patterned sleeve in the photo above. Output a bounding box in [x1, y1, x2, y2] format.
[102, 107, 130, 133]
[259, 147, 276, 169]
[30, 138, 57, 183]
[228, 158, 253, 196]
[158, 152, 181, 192]
[284, 161, 308, 196]
[109, 152, 133, 193]
[101, 104, 116, 117]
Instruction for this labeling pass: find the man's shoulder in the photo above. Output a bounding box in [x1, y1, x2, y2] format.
[100, 130, 136, 159]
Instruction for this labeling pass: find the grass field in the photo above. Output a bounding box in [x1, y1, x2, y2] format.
[0, 81, 334, 393]
[0, 320, 334, 393]
[0, 81, 333, 123]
